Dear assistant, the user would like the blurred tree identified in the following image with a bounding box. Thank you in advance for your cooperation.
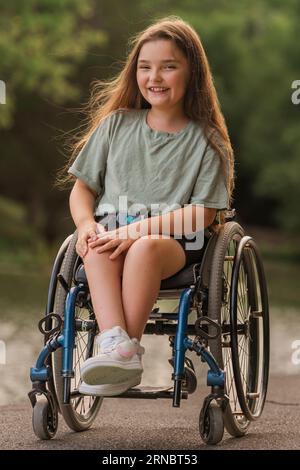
[0,0,107,127]
[0,0,155,242]
[174,0,300,230]
[0,0,107,240]
[0,0,299,248]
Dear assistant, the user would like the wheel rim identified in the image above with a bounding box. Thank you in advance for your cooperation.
[46,401,58,436]
[52,234,102,426]
[69,304,101,420]
[200,408,211,440]
[219,234,249,428]
[52,302,102,421]
[230,238,269,420]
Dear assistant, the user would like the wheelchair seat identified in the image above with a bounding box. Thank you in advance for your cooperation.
[75,261,201,290]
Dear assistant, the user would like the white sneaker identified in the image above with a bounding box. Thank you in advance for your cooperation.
[79,374,142,397]
[80,326,145,386]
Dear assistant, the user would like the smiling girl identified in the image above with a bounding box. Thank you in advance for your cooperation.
[64,16,234,396]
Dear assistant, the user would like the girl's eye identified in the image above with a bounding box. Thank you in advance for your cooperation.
[138,65,176,70]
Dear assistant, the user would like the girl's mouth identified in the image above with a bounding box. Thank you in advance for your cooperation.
[148,87,169,94]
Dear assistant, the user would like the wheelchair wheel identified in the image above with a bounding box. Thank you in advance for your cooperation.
[230,236,269,421]
[52,232,103,431]
[44,235,73,415]
[199,403,224,445]
[32,397,58,440]
[208,222,269,436]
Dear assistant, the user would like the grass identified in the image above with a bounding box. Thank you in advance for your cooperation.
[263,259,300,309]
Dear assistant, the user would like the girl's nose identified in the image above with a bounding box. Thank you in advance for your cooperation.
[149,68,162,82]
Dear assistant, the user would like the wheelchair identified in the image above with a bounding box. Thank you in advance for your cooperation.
[29,210,270,445]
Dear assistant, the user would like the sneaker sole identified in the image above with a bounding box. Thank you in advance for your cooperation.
[79,375,141,396]
[81,358,143,385]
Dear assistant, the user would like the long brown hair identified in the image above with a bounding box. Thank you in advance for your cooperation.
[58,16,235,207]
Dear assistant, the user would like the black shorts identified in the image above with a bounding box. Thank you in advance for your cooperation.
[173,235,207,267]
[95,213,206,268]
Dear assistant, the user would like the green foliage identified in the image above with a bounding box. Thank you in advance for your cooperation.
[0,196,32,246]
[0,0,107,127]
[175,0,300,230]
[0,0,299,244]
[0,195,38,270]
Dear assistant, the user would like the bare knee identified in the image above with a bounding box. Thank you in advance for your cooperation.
[84,247,125,274]
[124,236,186,279]
[126,236,162,260]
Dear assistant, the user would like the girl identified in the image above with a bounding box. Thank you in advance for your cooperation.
[64,16,234,396]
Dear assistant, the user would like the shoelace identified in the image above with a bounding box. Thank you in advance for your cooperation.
[96,334,145,356]
[96,335,124,354]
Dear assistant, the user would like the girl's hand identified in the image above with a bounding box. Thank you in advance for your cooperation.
[88,224,139,260]
[76,221,106,258]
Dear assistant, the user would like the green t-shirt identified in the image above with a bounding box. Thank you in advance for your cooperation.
[68,109,228,217]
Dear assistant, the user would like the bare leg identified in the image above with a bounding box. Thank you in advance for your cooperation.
[122,236,186,339]
[83,248,127,332]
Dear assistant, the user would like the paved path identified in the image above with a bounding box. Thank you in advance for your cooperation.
[0,376,299,450]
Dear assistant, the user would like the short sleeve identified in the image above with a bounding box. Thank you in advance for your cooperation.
[68,119,110,195]
[189,144,229,210]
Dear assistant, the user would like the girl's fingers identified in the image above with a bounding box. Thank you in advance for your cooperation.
[76,238,89,257]
[97,230,120,239]
[96,239,119,253]
[87,230,97,242]
[89,236,111,248]
[109,245,123,260]
[76,247,85,258]
[109,240,134,259]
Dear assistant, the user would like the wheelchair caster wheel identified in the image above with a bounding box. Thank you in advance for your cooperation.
[183,366,197,394]
[32,397,58,440]
[199,403,224,445]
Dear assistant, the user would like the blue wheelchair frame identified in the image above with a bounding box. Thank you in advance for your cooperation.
[30,281,226,404]
[29,208,270,445]
[29,217,227,414]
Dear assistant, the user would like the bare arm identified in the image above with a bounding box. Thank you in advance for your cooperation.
[88,204,217,259]
[69,178,97,228]
[69,179,104,257]
[132,204,216,237]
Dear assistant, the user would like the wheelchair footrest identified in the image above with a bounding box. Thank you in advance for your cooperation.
[73,386,188,400]
[118,385,188,399]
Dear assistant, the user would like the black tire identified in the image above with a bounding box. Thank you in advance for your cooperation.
[45,235,73,415]
[32,397,58,440]
[208,222,251,436]
[183,366,197,394]
[230,237,269,420]
[52,232,102,432]
[199,403,224,445]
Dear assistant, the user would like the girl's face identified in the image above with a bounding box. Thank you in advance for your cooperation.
[136,39,190,113]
